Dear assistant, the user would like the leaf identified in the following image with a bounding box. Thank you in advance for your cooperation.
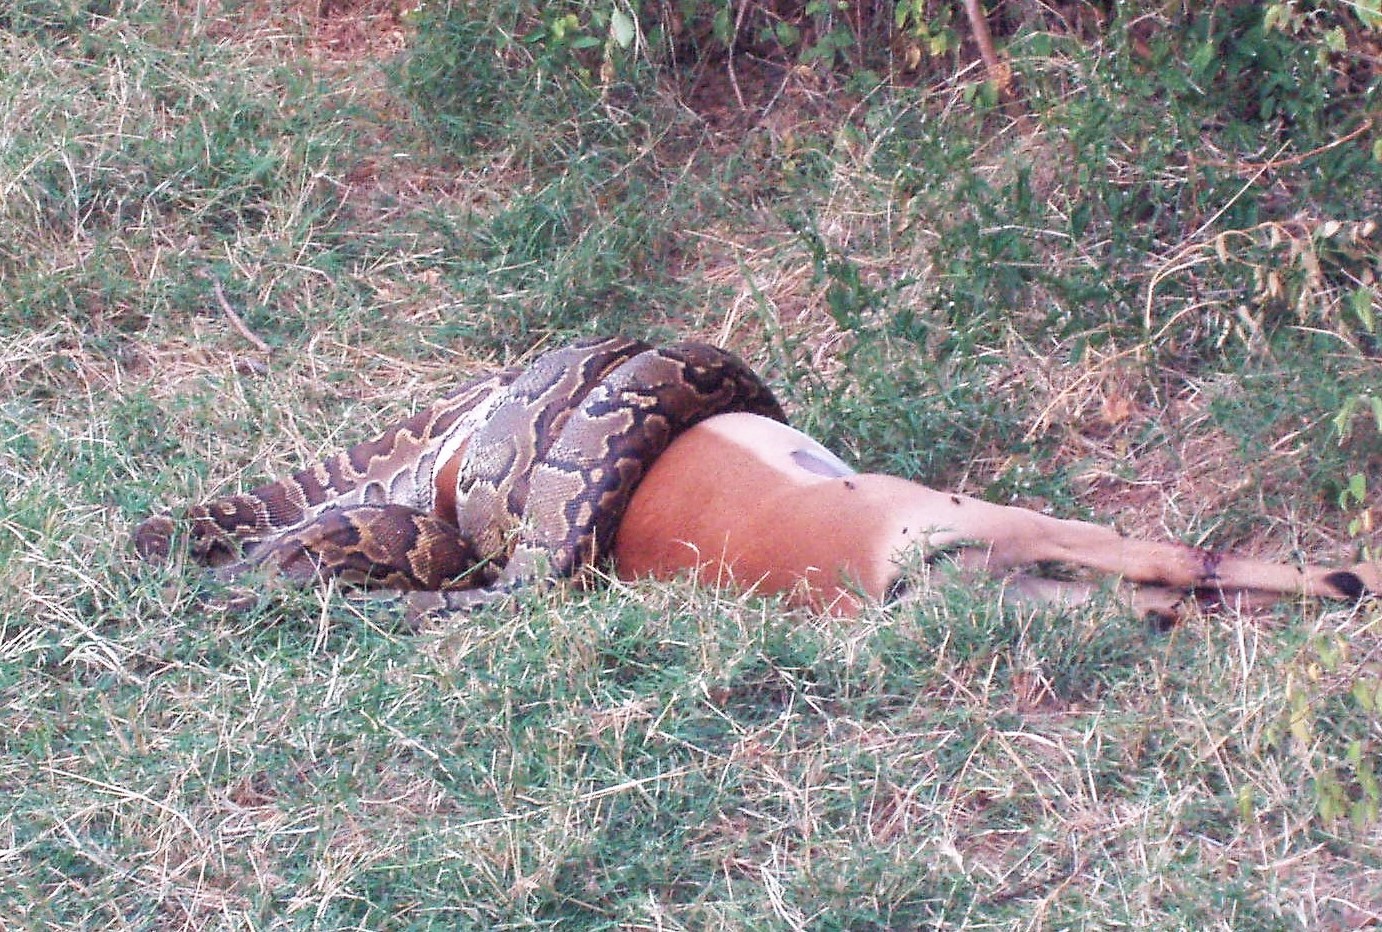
[896,0,913,31]
[712,6,732,45]
[610,9,635,49]
[1189,40,1217,79]
[1287,678,1314,750]
[1356,0,1382,30]
[1333,395,1359,440]
[1317,772,1348,824]
[1352,678,1380,713]
[1263,3,1286,33]
[1236,785,1255,822]
[1352,287,1376,334]
[1071,202,1090,238]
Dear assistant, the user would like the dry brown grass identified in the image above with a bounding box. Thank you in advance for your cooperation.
[3,0,1381,927]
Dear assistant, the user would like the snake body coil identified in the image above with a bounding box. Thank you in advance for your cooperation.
[134,337,785,613]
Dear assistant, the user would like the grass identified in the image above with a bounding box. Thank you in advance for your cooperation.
[3,0,1381,927]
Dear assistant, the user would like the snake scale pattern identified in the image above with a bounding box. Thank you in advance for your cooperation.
[134,336,785,613]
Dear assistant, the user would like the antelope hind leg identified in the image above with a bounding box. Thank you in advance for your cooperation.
[924,493,1378,602]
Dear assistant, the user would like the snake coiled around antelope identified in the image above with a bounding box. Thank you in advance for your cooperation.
[134,336,785,614]
[136,335,1377,621]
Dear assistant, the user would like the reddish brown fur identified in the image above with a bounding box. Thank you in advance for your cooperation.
[614,414,1379,617]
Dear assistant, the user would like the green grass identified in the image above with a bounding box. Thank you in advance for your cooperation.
[3,0,1381,927]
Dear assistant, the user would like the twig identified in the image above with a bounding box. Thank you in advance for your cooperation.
[961,0,1006,89]
[962,0,1029,128]
[1194,118,1375,174]
[962,0,1010,98]
[1143,147,1282,332]
[211,278,271,355]
[726,0,749,110]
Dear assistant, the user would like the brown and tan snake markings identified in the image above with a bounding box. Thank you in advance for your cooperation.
[134,336,785,616]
